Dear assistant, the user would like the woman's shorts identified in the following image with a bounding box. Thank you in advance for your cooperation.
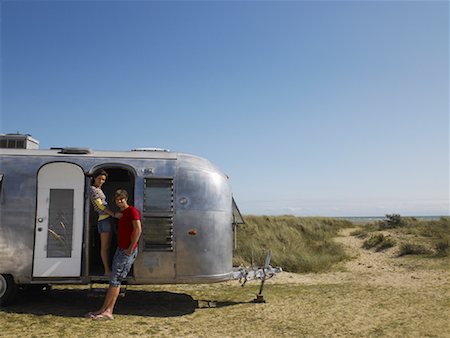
[97,217,113,233]
[109,248,138,287]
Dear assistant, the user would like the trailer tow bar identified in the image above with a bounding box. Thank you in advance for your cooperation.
[254,251,272,303]
[233,250,282,303]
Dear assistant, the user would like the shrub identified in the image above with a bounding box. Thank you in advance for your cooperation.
[362,234,396,251]
[379,214,406,229]
[362,234,384,249]
[434,242,449,257]
[398,243,432,256]
[350,229,369,239]
[375,237,396,252]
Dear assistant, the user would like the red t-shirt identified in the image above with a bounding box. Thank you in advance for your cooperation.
[118,206,140,250]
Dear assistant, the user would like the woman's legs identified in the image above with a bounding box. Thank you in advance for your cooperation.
[100,232,112,275]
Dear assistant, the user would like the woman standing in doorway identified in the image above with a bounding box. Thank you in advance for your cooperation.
[89,170,116,276]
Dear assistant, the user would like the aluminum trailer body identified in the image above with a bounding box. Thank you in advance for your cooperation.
[0,146,239,304]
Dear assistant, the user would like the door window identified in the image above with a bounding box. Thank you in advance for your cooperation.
[47,189,74,257]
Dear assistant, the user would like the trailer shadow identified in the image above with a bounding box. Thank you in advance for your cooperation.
[3,289,248,318]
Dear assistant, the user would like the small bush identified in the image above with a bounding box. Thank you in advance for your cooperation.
[379,214,406,229]
[363,234,385,249]
[398,243,432,256]
[362,234,396,251]
[434,242,449,257]
[350,229,369,239]
[375,237,396,252]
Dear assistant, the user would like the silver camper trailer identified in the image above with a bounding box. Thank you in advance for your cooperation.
[0,135,253,306]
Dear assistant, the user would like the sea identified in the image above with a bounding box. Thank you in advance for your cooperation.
[340,216,447,224]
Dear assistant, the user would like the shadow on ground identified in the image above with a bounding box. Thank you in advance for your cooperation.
[2,289,248,318]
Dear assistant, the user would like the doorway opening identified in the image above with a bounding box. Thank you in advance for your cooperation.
[88,166,135,277]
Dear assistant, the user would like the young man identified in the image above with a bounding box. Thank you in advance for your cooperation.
[86,189,142,320]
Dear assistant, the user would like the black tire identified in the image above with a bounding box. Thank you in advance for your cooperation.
[0,274,17,307]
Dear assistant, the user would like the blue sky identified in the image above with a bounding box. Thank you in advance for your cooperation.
[1,0,449,217]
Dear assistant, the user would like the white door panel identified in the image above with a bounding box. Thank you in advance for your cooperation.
[33,162,85,277]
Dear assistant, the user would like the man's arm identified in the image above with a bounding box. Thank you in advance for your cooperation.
[126,219,142,255]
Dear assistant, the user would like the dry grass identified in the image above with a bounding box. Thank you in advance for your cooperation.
[1,223,449,338]
[0,276,448,338]
[234,216,353,272]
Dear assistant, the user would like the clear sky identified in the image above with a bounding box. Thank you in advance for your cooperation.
[1,0,449,217]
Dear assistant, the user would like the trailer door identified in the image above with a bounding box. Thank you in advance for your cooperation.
[33,162,85,277]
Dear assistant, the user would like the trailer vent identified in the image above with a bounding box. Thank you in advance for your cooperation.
[142,178,174,251]
[58,147,92,154]
[142,217,174,252]
[132,147,170,152]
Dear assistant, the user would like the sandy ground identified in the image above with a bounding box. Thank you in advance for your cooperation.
[255,228,450,337]
[266,228,449,290]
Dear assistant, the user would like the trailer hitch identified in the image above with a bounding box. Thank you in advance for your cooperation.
[232,250,282,303]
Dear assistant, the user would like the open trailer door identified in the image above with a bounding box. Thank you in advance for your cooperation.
[232,197,245,251]
[33,162,85,277]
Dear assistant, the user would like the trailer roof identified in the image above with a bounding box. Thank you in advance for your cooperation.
[0,147,178,159]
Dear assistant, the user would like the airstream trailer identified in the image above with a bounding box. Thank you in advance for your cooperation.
[0,138,250,306]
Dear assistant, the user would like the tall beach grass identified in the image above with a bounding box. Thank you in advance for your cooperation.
[233,215,353,273]
[233,215,450,272]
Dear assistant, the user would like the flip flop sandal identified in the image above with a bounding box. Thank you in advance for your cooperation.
[92,314,114,320]
[84,312,97,318]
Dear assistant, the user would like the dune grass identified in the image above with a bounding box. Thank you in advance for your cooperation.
[233,215,353,273]
[362,234,397,252]
[362,215,450,257]
[233,215,450,272]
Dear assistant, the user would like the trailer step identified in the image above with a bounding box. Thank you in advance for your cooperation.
[89,275,112,283]
[87,286,127,298]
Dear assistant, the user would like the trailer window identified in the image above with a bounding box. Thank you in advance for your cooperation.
[47,189,74,257]
[143,178,173,213]
[142,178,174,251]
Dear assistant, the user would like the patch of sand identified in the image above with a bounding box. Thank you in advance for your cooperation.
[267,228,449,290]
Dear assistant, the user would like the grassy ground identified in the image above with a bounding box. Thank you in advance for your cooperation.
[1,216,449,337]
[1,274,448,338]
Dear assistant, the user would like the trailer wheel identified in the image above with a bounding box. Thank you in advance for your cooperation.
[0,274,17,307]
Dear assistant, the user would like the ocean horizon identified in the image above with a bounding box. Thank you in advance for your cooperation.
[340,215,448,223]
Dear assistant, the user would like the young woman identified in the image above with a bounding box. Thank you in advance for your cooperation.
[89,170,117,276]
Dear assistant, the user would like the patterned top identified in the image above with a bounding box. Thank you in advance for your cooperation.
[89,186,110,221]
